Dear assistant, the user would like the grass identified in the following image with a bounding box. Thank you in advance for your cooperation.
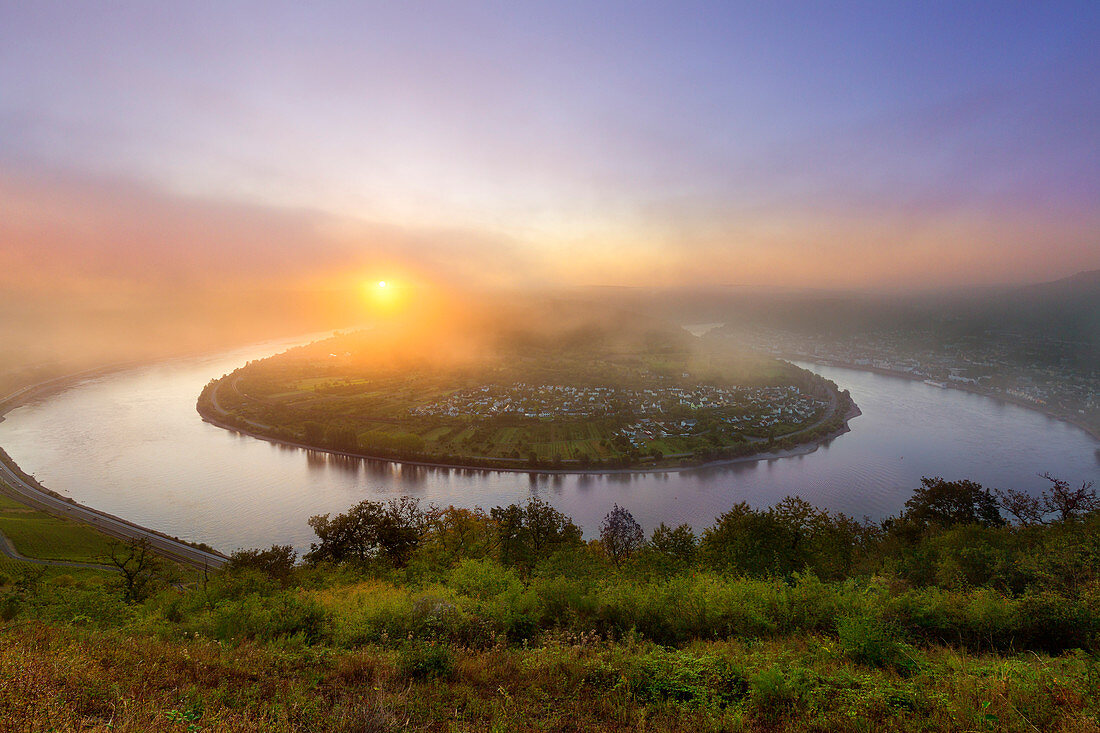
[491,427,519,445]
[0,486,117,564]
[3,469,1098,730]
[1,497,1098,730]
[0,510,117,563]
[421,426,452,442]
[0,623,1096,732]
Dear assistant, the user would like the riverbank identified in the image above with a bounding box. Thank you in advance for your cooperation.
[0,361,148,421]
[198,386,863,477]
[0,375,229,568]
[785,355,1100,443]
[0,329,339,421]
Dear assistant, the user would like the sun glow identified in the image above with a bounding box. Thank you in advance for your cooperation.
[361,276,409,317]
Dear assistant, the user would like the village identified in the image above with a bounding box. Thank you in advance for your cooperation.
[410,382,828,443]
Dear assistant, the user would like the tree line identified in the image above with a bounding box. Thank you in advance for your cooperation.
[233,474,1098,590]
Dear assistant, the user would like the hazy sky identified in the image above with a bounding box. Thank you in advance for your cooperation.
[2,1,1098,294]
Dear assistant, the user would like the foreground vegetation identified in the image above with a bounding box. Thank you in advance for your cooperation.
[4,622,1097,732]
[1,475,1098,731]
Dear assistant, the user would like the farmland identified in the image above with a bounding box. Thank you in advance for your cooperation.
[198,319,854,470]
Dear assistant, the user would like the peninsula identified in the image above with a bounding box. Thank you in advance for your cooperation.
[197,312,856,471]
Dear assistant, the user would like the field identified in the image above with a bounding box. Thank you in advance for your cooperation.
[199,326,852,469]
[0,491,118,565]
[0,484,131,587]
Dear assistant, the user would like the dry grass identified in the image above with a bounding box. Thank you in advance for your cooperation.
[1,623,1097,733]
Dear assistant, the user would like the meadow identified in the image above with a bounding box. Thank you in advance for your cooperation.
[0,492,118,564]
[0,487,118,582]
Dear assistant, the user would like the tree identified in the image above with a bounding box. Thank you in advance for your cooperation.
[303,421,326,444]
[696,495,868,578]
[649,522,697,564]
[1039,473,1098,521]
[106,537,160,603]
[600,504,645,566]
[227,544,298,585]
[993,488,1045,526]
[524,496,582,555]
[326,425,359,452]
[902,477,1004,529]
[418,506,496,565]
[490,496,581,569]
[306,497,425,567]
[700,501,790,577]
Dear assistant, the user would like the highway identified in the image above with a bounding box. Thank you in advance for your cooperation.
[0,374,227,570]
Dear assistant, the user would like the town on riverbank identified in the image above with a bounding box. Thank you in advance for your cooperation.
[718,324,1100,442]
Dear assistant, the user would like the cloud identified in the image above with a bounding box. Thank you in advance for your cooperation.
[0,165,538,296]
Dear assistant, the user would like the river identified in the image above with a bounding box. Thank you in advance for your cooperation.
[0,335,1096,553]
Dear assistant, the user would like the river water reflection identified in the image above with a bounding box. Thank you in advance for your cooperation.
[0,336,1096,552]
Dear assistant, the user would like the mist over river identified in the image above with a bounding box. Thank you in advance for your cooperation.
[0,336,1096,553]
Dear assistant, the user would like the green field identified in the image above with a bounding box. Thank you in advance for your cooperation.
[0,498,116,564]
[199,325,851,469]
[0,511,115,562]
[0,486,121,581]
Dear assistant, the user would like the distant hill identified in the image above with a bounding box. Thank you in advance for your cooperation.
[591,271,1100,367]
[987,269,1100,345]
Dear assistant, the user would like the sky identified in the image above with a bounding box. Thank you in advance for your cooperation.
[1,0,1098,300]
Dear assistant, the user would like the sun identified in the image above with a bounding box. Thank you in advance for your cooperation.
[362,277,406,315]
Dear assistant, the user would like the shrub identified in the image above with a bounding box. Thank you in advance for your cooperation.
[749,666,805,723]
[199,591,329,644]
[226,544,298,585]
[619,648,747,708]
[836,612,915,671]
[449,558,522,600]
[397,640,454,680]
[26,584,136,628]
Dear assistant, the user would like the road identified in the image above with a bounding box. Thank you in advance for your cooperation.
[0,459,226,570]
[0,376,227,570]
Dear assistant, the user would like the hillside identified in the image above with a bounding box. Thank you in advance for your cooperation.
[597,270,1100,365]
[1,476,1099,731]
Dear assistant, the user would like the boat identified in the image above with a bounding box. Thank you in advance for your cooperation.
[922,379,947,388]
